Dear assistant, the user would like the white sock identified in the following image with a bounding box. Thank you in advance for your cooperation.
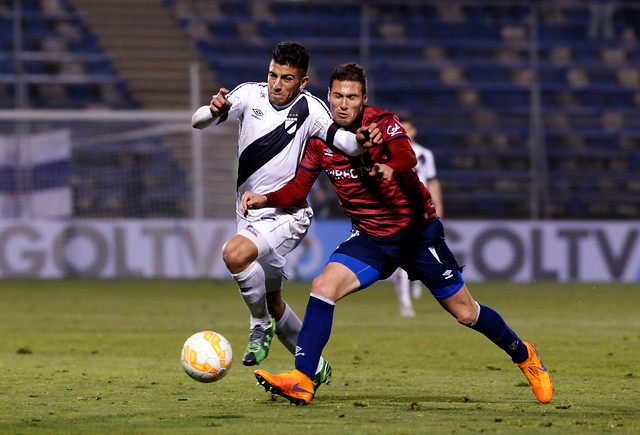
[232,262,270,329]
[410,280,422,299]
[275,302,302,354]
[394,268,412,309]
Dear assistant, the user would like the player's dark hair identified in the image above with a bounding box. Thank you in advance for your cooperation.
[329,63,367,95]
[272,41,309,76]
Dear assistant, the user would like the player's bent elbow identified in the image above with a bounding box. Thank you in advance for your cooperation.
[191,118,206,129]
[191,106,214,129]
[192,117,209,129]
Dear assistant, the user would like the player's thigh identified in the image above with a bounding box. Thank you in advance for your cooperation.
[238,208,312,263]
[274,208,313,257]
[404,220,464,300]
[332,231,395,291]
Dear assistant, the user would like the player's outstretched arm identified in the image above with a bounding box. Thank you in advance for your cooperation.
[330,123,381,156]
[241,191,268,216]
[192,88,232,129]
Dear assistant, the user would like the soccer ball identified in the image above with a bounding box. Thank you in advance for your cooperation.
[181,331,233,383]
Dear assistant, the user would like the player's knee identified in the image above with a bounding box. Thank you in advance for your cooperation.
[445,301,478,326]
[310,273,339,302]
[222,239,252,273]
[456,313,475,326]
[454,305,478,326]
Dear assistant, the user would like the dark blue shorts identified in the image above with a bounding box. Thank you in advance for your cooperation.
[329,218,464,300]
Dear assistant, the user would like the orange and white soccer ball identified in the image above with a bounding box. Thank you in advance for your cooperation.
[181,331,233,383]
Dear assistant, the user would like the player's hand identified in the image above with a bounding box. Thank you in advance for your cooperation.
[356,123,382,149]
[209,88,232,118]
[369,163,394,180]
[241,191,268,216]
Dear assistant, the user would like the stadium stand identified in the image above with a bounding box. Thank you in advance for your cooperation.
[169,0,640,220]
[67,0,215,109]
[4,0,640,219]
[1,0,135,109]
[2,0,208,218]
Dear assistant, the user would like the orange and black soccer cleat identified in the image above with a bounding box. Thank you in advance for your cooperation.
[255,369,314,406]
[516,341,553,403]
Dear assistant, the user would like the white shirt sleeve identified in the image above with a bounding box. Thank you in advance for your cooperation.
[191,105,214,129]
[332,128,365,156]
[308,97,365,156]
[191,84,248,129]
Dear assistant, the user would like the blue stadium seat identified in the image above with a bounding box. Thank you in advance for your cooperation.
[3,2,135,109]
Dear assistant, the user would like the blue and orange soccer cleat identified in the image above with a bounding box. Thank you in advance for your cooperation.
[255,369,315,406]
[516,341,553,403]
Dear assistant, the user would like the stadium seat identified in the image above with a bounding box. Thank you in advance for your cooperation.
[141,1,640,219]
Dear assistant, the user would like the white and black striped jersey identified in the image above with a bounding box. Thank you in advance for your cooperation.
[192,82,363,220]
[412,141,437,186]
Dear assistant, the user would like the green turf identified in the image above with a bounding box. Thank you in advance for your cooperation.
[1,279,638,434]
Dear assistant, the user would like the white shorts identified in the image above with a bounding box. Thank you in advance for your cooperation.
[237,207,313,278]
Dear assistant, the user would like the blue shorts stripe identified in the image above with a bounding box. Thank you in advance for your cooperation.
[430,271,465,300]
[328,253,380,289]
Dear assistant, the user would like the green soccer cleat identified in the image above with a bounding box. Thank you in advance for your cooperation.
[242,318,276,366]
[313,357,332,393]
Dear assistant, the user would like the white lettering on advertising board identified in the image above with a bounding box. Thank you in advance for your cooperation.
[0,219,638,282]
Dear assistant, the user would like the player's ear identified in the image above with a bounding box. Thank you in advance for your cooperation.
[363,92,368,104]
[299,75,309,90]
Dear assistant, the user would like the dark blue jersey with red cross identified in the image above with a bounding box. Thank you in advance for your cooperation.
[265,105,436,237]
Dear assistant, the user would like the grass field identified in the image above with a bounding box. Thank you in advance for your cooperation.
[1,279,638,434]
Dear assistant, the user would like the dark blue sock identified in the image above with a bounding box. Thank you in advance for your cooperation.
[295,294,335,380]
[469,304,528,364]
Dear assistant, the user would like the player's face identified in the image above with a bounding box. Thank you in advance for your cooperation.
[267,61,308,106]
[328,80,367,129]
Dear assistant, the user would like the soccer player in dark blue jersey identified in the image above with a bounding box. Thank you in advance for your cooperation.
[242,63,553,406]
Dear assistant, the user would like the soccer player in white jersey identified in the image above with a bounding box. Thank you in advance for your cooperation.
[191,42,380,390]
[393,114,444,317]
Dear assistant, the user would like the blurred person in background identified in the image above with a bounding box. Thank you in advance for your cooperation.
[393,113,444,317]
[588,0,617,40]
